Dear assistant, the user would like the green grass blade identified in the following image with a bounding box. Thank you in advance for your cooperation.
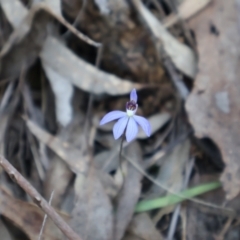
[135,181,221,212]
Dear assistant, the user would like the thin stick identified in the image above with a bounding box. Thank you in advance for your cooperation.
[123,154,233,212]
[38,190,54,240]
[0,155,82,240]
[62,0,87,39]
[29,3,101,48]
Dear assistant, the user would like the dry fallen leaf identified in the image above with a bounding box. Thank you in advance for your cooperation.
[43,59,74,127]
[0,186,66,240]
[41,36,141,95]
[147,139,190,198]
[44,155,73,208]
[0,0,28,28]
[1,0,141,95]
[186,0,240,200]
[132,0,197,78]
[94,143,120,173]
[70,169,113,240]
[26,118,85,172]
[164,0,211,28]
[43,115,84,207]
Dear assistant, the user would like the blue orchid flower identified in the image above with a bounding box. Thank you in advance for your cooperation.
[100,89,151,142]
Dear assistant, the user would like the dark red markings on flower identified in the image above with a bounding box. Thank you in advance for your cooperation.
[126,100,137,111]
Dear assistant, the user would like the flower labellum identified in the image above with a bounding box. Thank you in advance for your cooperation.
[99,89,151,142]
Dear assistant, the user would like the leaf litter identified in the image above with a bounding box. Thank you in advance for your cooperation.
[186,0,240,200]
[0,0,239,240]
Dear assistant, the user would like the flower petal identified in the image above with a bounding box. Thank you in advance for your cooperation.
[126,117,138,142]
[113,116,129,139]
[130,89,138,102]
[100,111,126,125]
[133,115,151,137]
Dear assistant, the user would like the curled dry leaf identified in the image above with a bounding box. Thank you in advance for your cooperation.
[114,142,143,240]
[132,0,197,78]
[0,186,66,240]
[186,0,240,200]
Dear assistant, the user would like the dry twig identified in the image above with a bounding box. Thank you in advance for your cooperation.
[0,155,82,240]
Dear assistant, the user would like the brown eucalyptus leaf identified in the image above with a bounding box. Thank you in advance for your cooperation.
[0,186,66,240]
[26,118,87,173]
[26,120,115,204]
[185,0,240,200]
[114,142,143,240]
[41,36,141,95]
[132,0,197,78]
[44,156,73,208]
[1,0,138,95]
[43,114,84,207]
[70,169,113,240]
